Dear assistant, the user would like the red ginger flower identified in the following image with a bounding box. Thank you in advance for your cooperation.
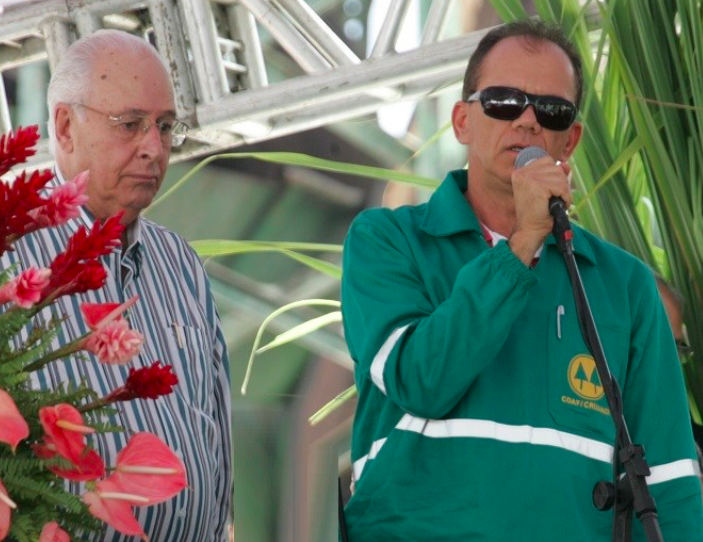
[0,125,39,176]
[108,362,178,402]
[83,321,143,365]
[12,267,51,308]
[43,213,124,302]
[39,521,71,542]
[0,169,54,256]
[28,171,89,228]
[0,267,52,309]
[79,296,144,365]
[67,260,107,295]
[0,388,29,452]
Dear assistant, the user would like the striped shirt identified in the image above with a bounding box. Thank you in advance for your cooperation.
[2,174,232,542]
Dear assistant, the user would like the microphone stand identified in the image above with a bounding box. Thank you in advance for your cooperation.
[339,477,349,542]
[549,199,664,542]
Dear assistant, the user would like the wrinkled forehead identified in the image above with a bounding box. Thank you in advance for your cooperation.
[87,46,175,114]
[477,37,578,102]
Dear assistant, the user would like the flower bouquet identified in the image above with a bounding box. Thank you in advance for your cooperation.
[0,126,186,541]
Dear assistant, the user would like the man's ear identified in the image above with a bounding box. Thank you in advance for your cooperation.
[451,101,473,145]
[560,120,583,160]
[54,104,75,153]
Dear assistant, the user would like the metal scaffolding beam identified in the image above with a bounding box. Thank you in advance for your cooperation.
[0,0,484,171]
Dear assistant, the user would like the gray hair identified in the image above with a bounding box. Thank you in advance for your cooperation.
[46,29,170,155]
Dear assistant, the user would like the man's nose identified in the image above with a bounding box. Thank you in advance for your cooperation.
[513,104,541,132]
[137,123,167,158]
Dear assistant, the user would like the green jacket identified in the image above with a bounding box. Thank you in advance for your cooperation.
[341,170,703,541]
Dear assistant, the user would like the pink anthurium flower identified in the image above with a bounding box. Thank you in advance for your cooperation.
[110,433,187,505]
[83,479,148,540]
[0,478,16,541]
[39,404,94,465]
[38,521,71,542]
[0,388,29,452]
[34,439,105,482]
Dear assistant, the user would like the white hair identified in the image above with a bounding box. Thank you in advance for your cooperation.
[46,29,171,155]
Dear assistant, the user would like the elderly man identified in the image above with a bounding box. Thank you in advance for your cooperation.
[5,30,232,541]
[341,20,703,541]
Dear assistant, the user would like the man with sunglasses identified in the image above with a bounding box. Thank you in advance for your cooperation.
[341,20,703,541]
[3,30,232,541]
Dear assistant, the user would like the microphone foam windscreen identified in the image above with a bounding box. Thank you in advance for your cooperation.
[515,146,548,169]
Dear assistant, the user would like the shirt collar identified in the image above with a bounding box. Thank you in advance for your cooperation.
[420,168,596,265]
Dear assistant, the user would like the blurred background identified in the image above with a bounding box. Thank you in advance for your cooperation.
[4,0,703,541]
[1,1,507,540]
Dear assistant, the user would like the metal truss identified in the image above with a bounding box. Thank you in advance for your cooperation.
[0,0,487,169]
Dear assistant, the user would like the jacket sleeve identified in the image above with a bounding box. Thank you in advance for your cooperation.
[623,267,703,541]
[341,210,539,419]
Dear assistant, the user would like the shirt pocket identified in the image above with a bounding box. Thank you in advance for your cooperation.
[159,323,213,412]
[546,306,628,441]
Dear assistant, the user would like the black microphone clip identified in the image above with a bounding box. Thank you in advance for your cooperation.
[549,196,573,255]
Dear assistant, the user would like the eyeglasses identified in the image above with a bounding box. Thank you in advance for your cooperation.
[72,103,188,147]
[466,86,578,131]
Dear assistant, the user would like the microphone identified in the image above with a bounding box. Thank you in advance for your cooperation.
[514,146,568,218]
[514,146,573,251]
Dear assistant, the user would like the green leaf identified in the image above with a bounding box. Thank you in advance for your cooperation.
[241,300,341,395]
[149,152,440,211]
[189,240,342,278]
[189,240,342,257]
[401,121,452,168]
[257,312,342,355]
[279,250,342,279]
[573,134,644,216]
[309,385,358,426]
[487,0,529,21]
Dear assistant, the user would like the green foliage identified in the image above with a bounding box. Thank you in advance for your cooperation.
[149,151,440,213]
[190,240,342,278]
[240,299,341,395]
[485,0,703,422]
[155,0,703,426]
[0,313,108,538]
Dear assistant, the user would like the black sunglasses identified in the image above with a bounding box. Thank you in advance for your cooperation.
[466,86,578,131]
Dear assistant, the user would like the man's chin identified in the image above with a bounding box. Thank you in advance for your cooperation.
[118,197,155,221]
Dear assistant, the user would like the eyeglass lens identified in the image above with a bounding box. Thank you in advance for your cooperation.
[479,87,576,131]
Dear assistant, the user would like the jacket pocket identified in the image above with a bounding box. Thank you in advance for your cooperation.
[546,305,628,440]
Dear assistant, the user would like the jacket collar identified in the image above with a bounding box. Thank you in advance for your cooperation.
[420,169,482,237]
[420,169,596,265]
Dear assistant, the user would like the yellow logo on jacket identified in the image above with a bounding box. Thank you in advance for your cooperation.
[567,355,604,400]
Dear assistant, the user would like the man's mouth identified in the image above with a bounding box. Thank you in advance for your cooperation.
[126,175,158,183]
